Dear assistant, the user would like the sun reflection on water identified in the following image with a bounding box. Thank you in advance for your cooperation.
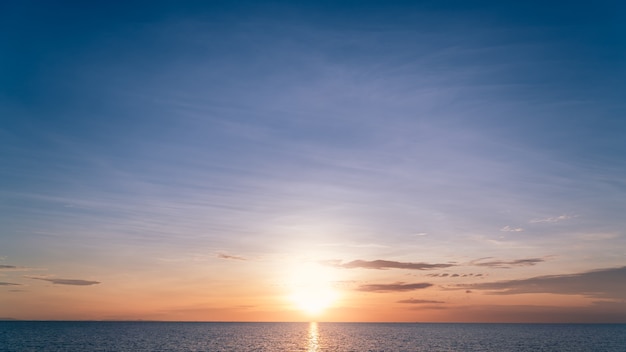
[308,322,320,352]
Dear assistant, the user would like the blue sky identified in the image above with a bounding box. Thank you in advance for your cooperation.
[1,1,625,321]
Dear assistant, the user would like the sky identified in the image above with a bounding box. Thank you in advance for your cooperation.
[1,0,625,322]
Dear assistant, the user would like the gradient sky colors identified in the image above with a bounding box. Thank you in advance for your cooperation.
[1,1,625,322]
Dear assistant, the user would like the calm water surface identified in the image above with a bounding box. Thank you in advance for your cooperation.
[1,321,625,351]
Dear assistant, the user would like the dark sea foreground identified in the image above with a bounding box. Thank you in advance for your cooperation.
[1,321,625,352]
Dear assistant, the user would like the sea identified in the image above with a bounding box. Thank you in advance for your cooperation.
[1,321,625,351]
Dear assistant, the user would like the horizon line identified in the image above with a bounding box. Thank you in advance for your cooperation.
[2,319,624,324]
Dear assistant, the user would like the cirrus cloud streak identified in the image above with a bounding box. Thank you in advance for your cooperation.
[322,259,455,270]
[357,282,433,292]
[27,277,101,286]
[397,298,445,304]
[470,257,547,269]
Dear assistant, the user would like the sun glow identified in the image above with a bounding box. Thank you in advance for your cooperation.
[290,285,337,315]
[287,262,339,316]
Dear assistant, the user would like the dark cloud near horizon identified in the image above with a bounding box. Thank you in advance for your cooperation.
[0,265,17,269]
[28,277,100,286]
[322,259,455,270]
[457,266,626,299]
[427,273,481,277]
[0,282,21,286]
[217,253,246,261]
[470,257,546,269]
[397,298,445,304]
[357,282,432,292]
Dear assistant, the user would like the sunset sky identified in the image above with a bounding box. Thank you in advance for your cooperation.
[1,1,625,322]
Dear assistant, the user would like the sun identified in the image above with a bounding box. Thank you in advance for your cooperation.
[290,285,337,315]
[287,262,339,316]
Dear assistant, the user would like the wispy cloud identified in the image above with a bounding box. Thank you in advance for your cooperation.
[0,282,21,286]
[217,253,247,261]
[500,226,523,232]
[455,266,626,299]
[27,277,100,286]
[470,257,546,269]
[321,259,455,270]
[0,265,34,271]
[426,272,483,277]
[357,282,432,292]
[530,214,575,223]
[397,298,445,304]
[577,233,619,241]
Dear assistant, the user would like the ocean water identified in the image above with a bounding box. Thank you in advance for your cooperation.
[1,321,625,352]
